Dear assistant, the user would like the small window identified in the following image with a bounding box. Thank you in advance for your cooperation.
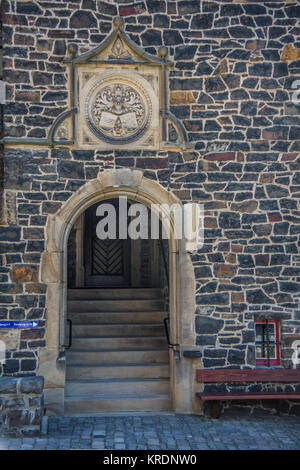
[255,320,280,366]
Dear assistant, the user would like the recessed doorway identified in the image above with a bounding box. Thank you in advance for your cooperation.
[65,197,171,414]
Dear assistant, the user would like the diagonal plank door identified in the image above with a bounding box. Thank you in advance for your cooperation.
[93,238,123,275]
[84,200,131,287]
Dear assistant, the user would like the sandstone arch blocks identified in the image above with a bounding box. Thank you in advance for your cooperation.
[40,169,198,416]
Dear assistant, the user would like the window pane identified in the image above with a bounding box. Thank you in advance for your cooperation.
[255,322,278,361]
[255,324,263,341]
[268,345,276,359]
[266,324,275,342]
[256,345,263,358]
[255,323,275,342]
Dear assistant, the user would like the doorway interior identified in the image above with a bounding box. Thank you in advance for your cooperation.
[65,197,171,414]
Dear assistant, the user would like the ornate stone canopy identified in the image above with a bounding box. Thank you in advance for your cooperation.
[0,16,192,150]
[50,17,191,150]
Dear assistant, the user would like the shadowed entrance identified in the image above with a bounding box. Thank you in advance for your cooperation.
[65,197,171,414]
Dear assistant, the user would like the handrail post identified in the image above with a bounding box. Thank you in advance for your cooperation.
[158,239,179,349]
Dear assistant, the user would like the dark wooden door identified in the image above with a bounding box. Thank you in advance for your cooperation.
[84,200,131,287]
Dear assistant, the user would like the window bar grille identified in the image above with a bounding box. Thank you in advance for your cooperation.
[255,320,281,367]
[266,319,270,368]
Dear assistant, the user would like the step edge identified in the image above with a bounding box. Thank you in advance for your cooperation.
[68,311,167,314]
[69,321,166,324]
[66,378,170,383]
[65,394,171,400]
[72,335,167,339]
[66,348,169,354]
[67,362,170,368]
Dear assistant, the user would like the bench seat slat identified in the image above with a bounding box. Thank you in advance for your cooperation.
[196,369,300,383]
[197,392,300,401]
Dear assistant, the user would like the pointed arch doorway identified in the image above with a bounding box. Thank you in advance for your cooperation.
[39,169,197,416]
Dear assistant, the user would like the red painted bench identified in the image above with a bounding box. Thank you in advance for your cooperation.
[196,369,300,418]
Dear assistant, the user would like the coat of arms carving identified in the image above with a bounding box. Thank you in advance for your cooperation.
[87,81,152,144]
[80,66,156,149]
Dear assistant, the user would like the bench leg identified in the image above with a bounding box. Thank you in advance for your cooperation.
[209,401,222,419]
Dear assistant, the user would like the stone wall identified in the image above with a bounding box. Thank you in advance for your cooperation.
[0,0,300,415]
[0,0,4,224]
[0,376,44,437]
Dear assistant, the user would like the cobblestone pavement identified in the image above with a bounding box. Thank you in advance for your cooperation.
[1,413,300,450]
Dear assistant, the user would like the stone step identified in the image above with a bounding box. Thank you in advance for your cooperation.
[66,349,169,365]
[68,288,163,301]
[68,311,167,324]
[66,363,170,380]
[65,287,170,414]
[67,299,165,313]
[71,336,168,350]
[72,323,165,337]
[65,378,170,397]
[64,394,172,414]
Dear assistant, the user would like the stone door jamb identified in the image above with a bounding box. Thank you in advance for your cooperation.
[39,169,198,415]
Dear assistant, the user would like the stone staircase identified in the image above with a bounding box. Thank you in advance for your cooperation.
[65,288,171,414]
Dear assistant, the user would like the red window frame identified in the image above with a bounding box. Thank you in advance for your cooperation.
[255,320,280,366]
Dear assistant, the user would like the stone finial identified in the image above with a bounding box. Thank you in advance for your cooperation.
[158,46,168,59]
[113,16,124,29]
[68,43,78,57]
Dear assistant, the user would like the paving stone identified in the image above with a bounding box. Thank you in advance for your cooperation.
[3,414,297,450]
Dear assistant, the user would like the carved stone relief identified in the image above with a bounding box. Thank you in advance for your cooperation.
[108,38,132,60]
[87,80,151,144]
[78,68,160,150]
[56,121,69,140]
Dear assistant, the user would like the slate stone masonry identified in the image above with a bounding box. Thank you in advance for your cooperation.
[0,375,44,437]
[1,1,300,416]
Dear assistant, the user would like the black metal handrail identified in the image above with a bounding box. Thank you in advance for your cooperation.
[158,239,179,349]
[163,315,179,349]
[163,316,171,346]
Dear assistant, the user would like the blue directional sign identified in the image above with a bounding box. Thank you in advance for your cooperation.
[0,321,39,329]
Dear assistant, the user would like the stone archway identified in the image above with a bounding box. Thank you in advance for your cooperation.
[38,169,198,416]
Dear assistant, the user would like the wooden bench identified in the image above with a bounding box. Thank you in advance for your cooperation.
[196,369,300,418]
